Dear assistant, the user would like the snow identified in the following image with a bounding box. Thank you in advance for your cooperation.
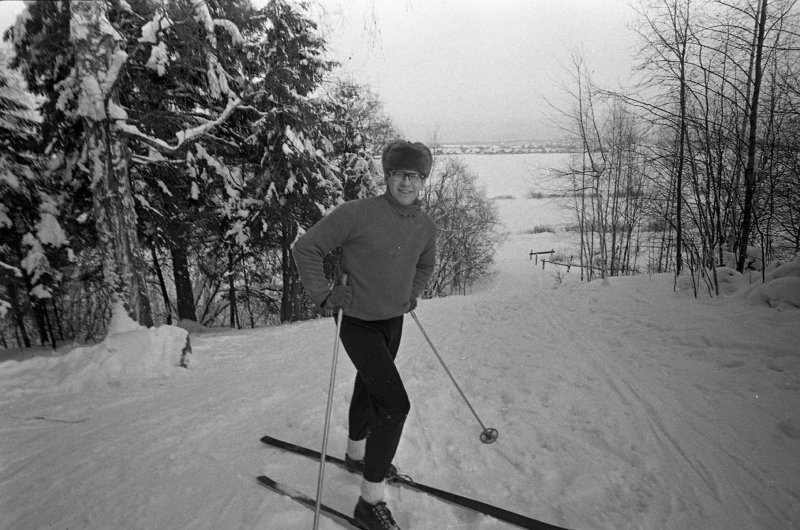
[0,162,20,189]
[107,99,129,121]
[145,41,170,76]
[103,49,129,95]
[36,210,69,248]
[740,259,800,311]
[66,3,128,122]
[0,202,12,227]
[138,11,173,44]
[1,304,188,397]
[193,0,217,47]
[174,96,241,144]
[75,75,107,121]
[205,52,230,98]
[215,18,245,46]
[19,233,48,285]
[189,180,200,200]
[1,154,799,530]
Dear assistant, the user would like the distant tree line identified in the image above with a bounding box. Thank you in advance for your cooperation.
[0,0,502,349]
[556,0,799,295]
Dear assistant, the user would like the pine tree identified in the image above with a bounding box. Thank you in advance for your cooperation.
[323,79,401,201]
[0,48,66,347]
[241,0,340,322]
[117,0,258,325]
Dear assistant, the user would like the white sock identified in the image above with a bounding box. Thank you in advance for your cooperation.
[347,437,366,461]
[360,478,385,504]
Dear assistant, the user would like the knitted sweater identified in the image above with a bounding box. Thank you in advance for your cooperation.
[293,194,437,321]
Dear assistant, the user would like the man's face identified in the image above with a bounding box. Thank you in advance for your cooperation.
[386,170,424,206]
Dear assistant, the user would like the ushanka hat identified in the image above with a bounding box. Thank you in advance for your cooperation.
[382,140,433,178]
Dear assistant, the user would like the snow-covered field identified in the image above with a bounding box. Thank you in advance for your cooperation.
[2,154,799,529]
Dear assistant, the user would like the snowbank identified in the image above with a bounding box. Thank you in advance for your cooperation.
[738,254,800,310]
[675,266,747,296]
[0,304,189,398]
[675,254,800,310]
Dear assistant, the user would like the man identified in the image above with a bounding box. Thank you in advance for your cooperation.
[293,140,437,530]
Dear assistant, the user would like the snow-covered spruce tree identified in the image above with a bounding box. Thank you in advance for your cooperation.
[198,75,402,326]
[239,0,340,323]
[115,0,257,326]
[10,0,154,328]
[0,55,62,348]
[9,0,253,332]
[323,79,401,201]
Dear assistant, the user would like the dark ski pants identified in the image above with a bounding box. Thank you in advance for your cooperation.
[339,314,409,483]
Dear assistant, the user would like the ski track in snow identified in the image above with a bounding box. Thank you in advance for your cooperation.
[2,203,800,527]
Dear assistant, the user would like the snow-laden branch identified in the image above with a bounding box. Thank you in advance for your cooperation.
[193,0,217,47]
[127,1,250,149]
[0,260,21,277]
[111,96,242,155]
[175,95,242,144]
[138,10,173,44]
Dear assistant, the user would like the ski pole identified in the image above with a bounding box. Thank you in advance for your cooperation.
[410,311,499,444]
[314,274,347,529]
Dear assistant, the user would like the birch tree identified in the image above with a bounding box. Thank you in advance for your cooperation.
[65,0,153,327]
[9,0,253,331]
[735,0,770,272]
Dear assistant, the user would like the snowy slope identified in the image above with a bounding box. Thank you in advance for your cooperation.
[2,191,799,529]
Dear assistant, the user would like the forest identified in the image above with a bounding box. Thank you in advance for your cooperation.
[1,0,798,349]
[557,0,800,295]
[0,0,501,349]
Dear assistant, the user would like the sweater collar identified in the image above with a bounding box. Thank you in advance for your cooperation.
[382,191,421,217]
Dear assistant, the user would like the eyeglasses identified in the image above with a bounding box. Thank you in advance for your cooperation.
[391,170,425,185]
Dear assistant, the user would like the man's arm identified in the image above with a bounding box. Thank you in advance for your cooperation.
[411,226,437,298]
[292,204,352,308]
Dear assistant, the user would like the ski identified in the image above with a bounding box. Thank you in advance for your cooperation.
[256,474,359,529]
[261,434,570,530]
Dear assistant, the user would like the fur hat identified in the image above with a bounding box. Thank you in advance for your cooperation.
[382,140,433,178]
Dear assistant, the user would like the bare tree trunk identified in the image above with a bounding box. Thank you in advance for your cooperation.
[42,302,56,349]
[675,56,687,277]
[578,167,587,281]
[51,298,64,342]
[151,244,173,325]
[6,281,30,348]
[280,219,298,322]
[570,53,606,280]
[170,239,197,322]
[737,0,769,273]
[228,248,239,329]
[241,249,256,328]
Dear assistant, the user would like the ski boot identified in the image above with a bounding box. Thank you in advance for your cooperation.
[353,497,401,530]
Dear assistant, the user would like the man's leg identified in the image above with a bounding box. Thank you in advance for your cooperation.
[346,374,370,461]
[348,373,372,444]
[340,315,408,482]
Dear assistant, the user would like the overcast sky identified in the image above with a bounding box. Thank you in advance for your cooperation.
[318,0,640,143]
[0,0,641,143]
